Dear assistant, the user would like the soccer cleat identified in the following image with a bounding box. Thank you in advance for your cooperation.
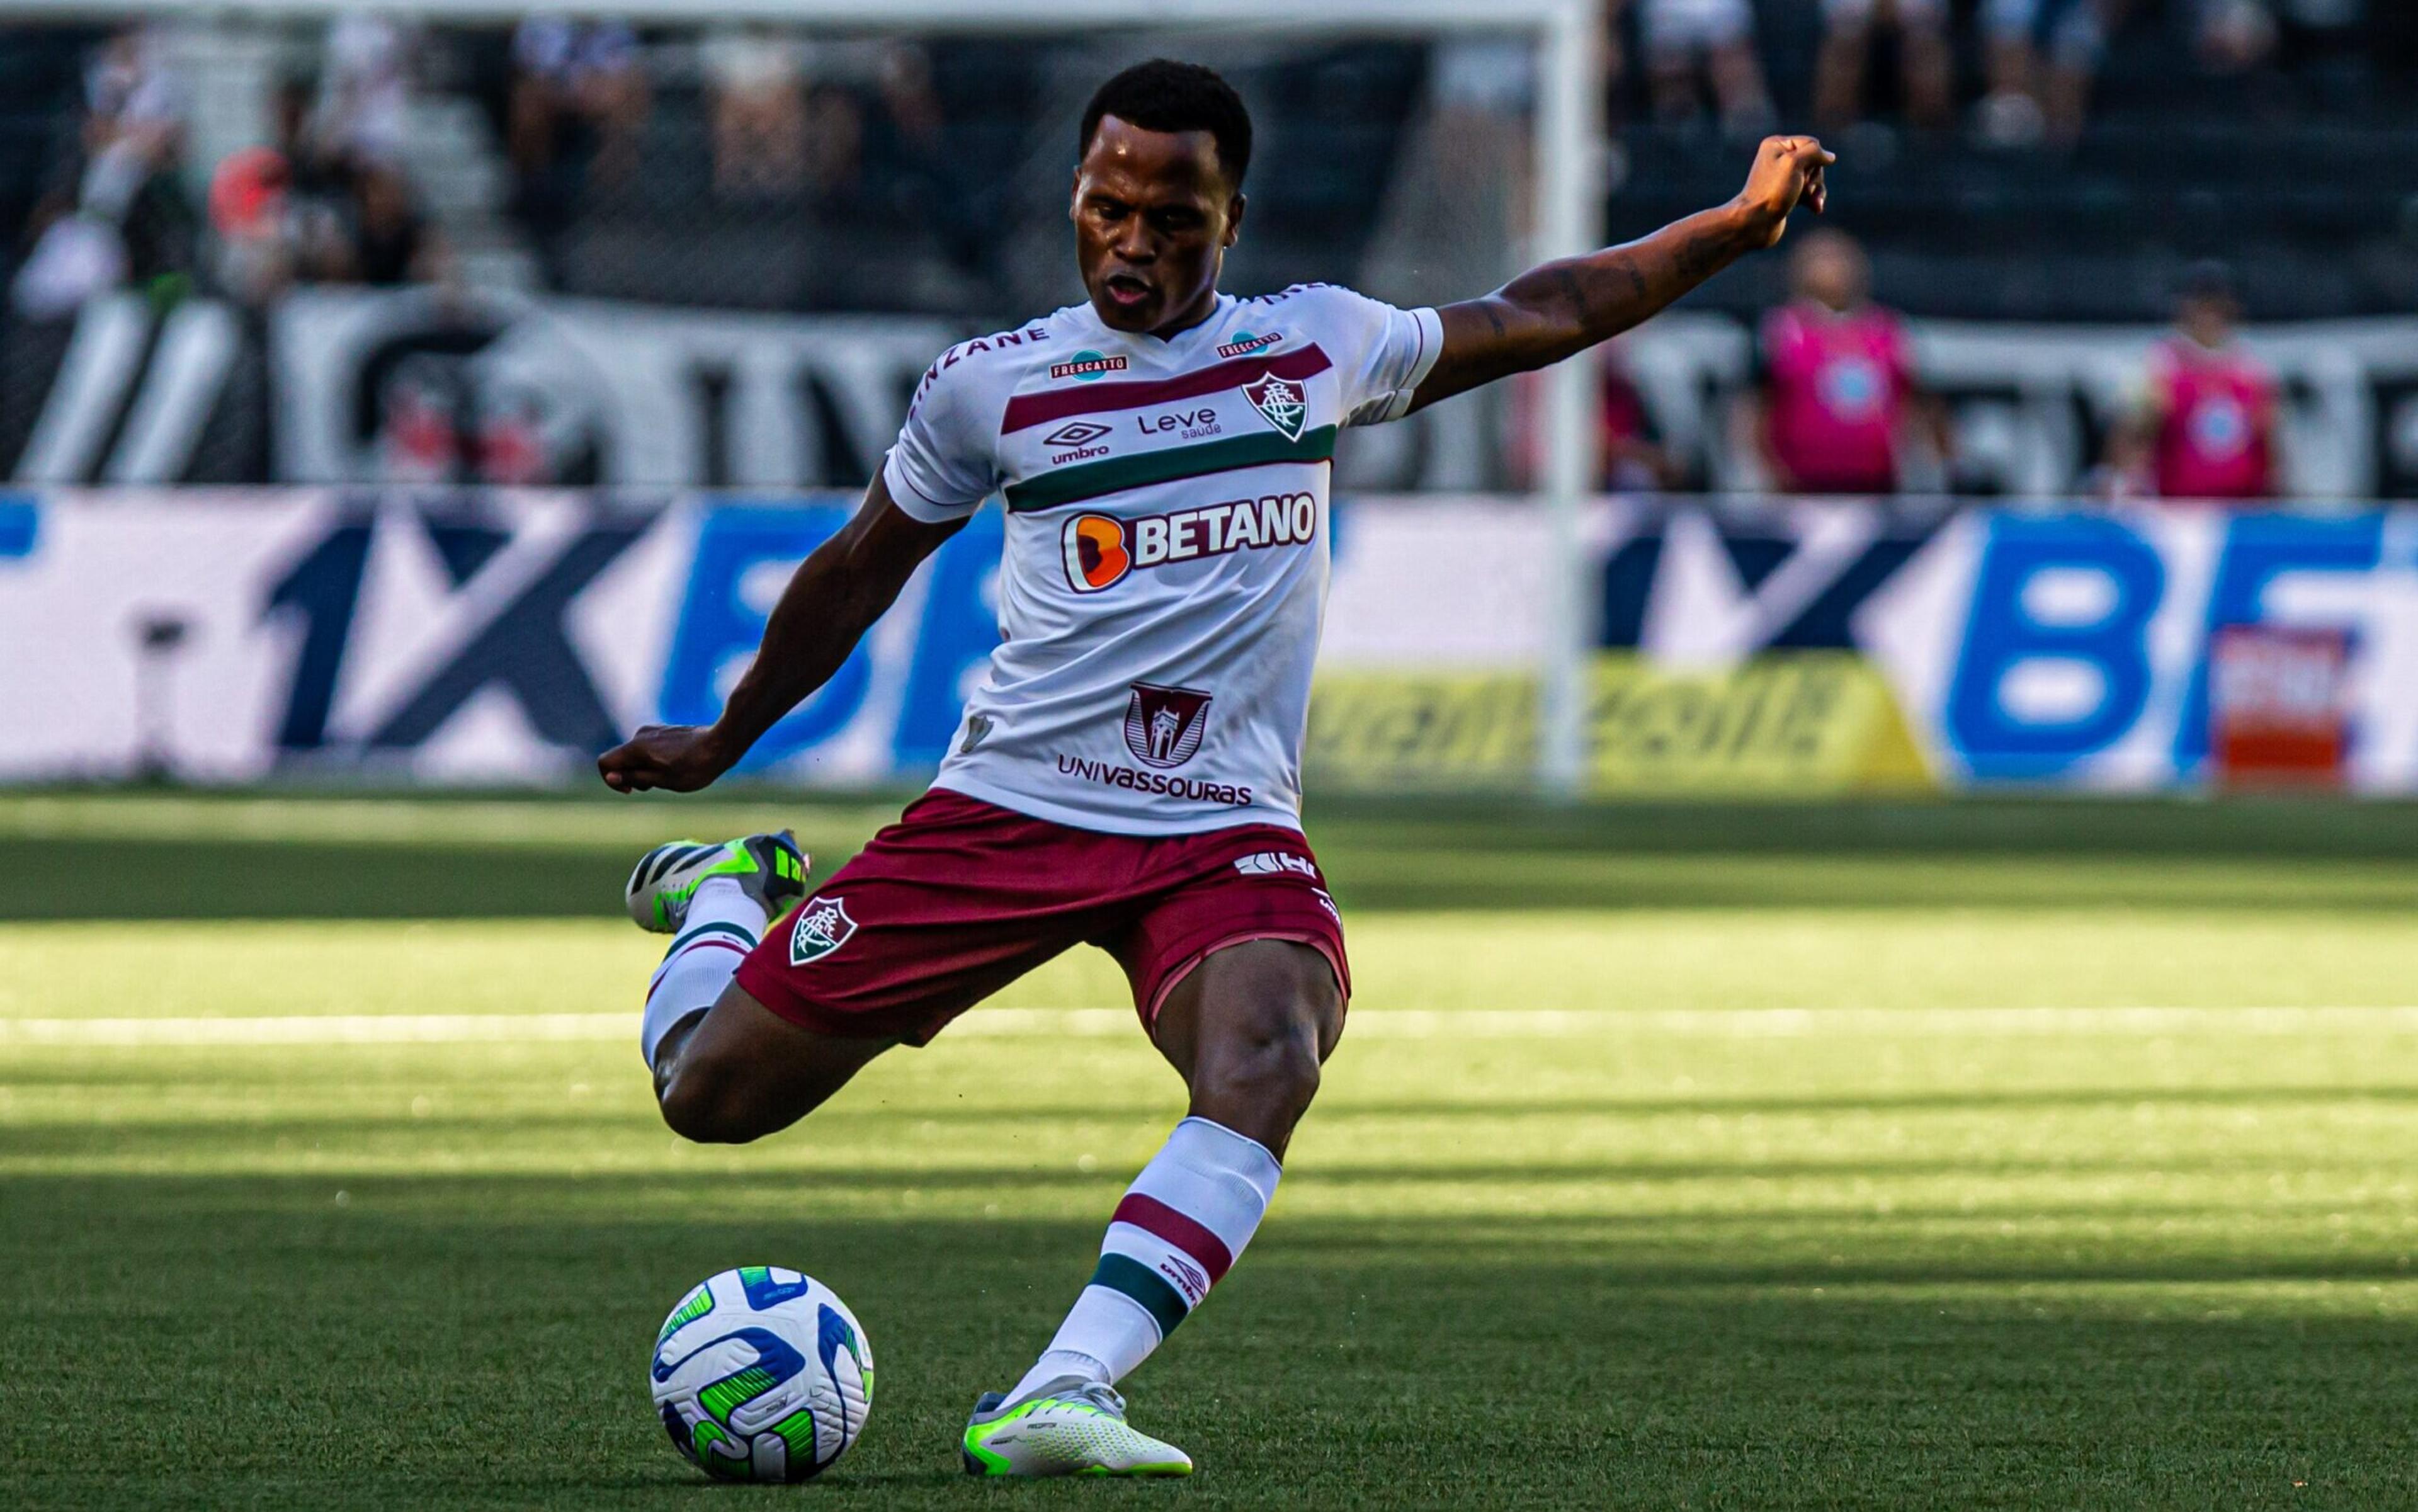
[625,831,809,933]
[960,1377,1193,1479]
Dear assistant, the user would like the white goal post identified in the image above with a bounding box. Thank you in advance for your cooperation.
[23,0,1608,799]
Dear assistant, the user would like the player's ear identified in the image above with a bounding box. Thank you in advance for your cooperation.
[1223,192,1246,249]
[1068,165,1082,224]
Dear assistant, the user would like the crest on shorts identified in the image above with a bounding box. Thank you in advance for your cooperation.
[788,895,858,966]
[1124,683,1212,770]
[1240,374,1307,441]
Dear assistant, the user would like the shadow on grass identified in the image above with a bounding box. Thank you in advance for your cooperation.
[8,1176,2418,1509]
[10,798,2418,919]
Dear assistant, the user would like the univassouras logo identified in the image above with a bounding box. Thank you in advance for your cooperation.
[1060,491,1317,593]
[1054,755,1249,807]
[1050,351,1128,381]
[1123,682,1212,768]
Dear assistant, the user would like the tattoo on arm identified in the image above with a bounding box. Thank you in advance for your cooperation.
[1416,202,1759,411]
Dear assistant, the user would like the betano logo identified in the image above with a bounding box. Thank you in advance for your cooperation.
[1060,492,1318,593]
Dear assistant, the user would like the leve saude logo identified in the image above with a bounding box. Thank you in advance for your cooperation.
[1241,373,1307,441]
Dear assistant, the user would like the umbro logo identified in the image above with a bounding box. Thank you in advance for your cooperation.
[1043,421,1113,448]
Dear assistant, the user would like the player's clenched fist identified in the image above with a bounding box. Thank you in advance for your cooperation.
[598,724,736,793]
[1734,135,1834,249]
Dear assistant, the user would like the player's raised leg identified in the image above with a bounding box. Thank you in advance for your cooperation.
[962,940,1342,1478]
[627,832,892,1143]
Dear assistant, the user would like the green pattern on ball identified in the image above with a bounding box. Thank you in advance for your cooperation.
[686,1420,749,1481]
[654,1284,713,1347]
[698,1366,778,1428]
[769,1407,818,1467]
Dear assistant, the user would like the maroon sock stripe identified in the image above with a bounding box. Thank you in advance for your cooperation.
[1000,346,1332,433]
[1111,1193,1234,1284]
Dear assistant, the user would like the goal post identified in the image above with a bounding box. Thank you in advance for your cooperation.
[34,0,1606,800]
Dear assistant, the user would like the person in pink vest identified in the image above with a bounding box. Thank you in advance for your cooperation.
[2112,262,2282,503]
[1740,228,1950,496]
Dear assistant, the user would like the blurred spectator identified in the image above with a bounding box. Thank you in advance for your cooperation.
[1629,0,1774,135]
[11,25,195,321]
[1813,0,1953,133]
[510,14,647,265]
[701,24,807,198]
[1737,229,1951,496]
[2108,263,2281,502]
[341,161,446,286]
[2196,0,2280,72]
[79,24,184,222]
[1977,0,2121,149]
[1507,339,1683,492]
[1599,342,1683,491]
[315,14,416,168]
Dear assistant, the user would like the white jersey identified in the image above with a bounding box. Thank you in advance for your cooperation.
[883,285,1442,836]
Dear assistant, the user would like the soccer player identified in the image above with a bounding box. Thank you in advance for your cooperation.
[601,60,1830,1478]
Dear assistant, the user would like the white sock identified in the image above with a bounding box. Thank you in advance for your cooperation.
[1007,1117,1281,1402]
[640,877,767,1069]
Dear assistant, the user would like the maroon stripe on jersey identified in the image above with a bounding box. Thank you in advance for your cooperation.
[1001,346,1332,433]
[1111,1193,1235,1283]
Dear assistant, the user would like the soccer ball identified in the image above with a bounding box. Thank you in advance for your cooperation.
[650,1266,875,1481]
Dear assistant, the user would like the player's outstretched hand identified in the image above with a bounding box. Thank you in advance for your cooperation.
[598,724,735,793]
[1734,135,1834,249]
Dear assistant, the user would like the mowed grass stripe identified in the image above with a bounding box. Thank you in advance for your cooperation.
[16,1004,2418,1046]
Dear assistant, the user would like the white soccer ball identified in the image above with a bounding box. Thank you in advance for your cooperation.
[650,1266,875,1482]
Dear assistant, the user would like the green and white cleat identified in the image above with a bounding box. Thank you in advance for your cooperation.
[623,831,808,933]
[960,1378,1193,1478]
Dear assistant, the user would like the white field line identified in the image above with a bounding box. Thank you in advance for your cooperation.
[6,1005,2418,1047]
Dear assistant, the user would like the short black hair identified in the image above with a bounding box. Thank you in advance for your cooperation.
[1078,59,1252,190]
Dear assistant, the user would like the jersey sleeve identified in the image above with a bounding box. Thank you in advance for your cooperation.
[882,351,999,523]
[1308,285,1445,428]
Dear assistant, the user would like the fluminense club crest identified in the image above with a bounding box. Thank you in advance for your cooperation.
[1240,374,1307,442]
[1123,683,1213,770]
[788,895,858,966]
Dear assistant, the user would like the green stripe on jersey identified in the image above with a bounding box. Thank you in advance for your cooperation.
[1004,425,1338,512]
[1089,1253,1189,1338]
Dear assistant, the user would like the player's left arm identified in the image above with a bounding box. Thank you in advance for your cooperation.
[1408,135,1833,413]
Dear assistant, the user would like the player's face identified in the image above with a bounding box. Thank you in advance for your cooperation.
[1071,116,1244,336]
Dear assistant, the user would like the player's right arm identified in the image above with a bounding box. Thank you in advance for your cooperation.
[597,474,963,793]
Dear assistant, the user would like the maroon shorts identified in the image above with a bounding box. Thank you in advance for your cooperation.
[733,788,1349,1046]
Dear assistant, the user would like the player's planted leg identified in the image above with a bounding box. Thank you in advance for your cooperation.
[963,940,1342,1478]
[627,832,892,1143]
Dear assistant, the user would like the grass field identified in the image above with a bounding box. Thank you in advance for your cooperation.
[6,794,2418,1509]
